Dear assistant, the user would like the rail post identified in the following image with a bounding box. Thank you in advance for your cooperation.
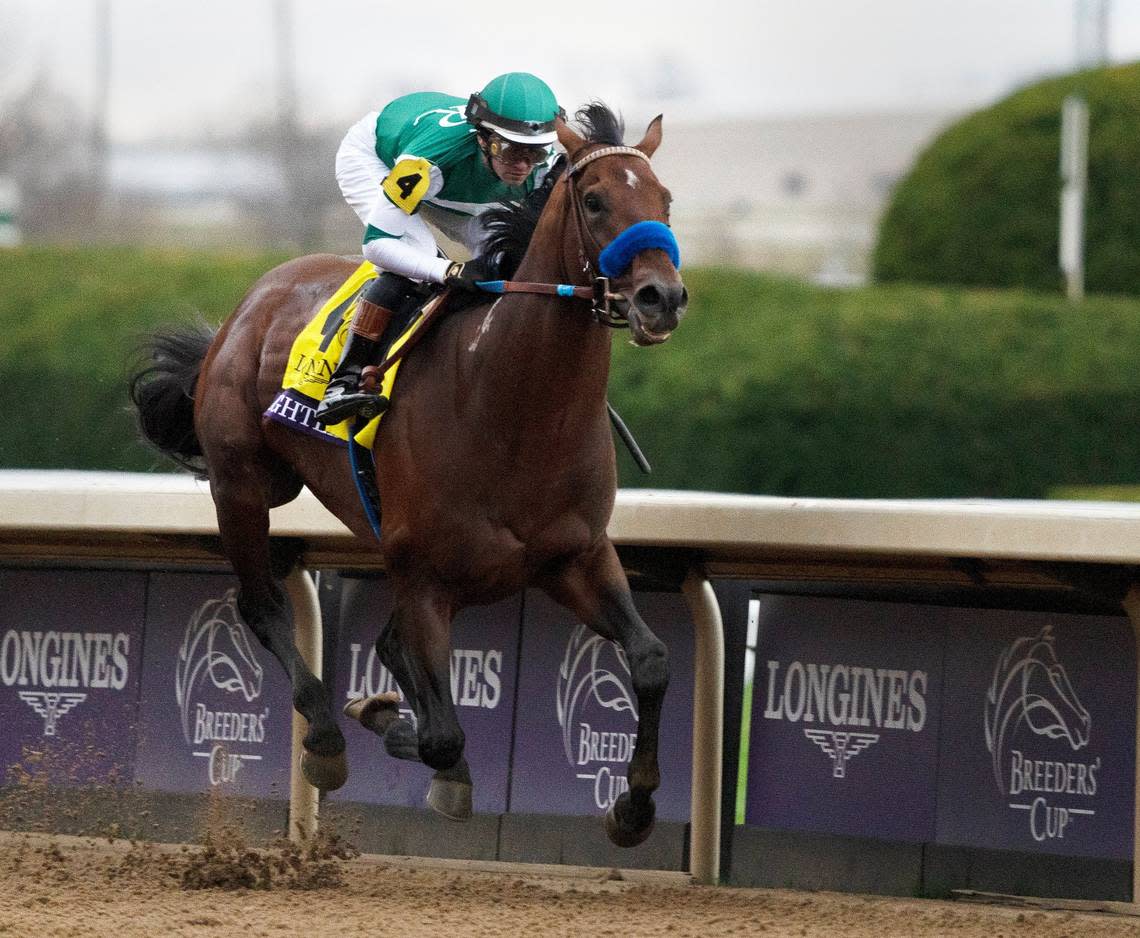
[283,567,322,842]
[682,568,724,885]
[1121,585,1140,901]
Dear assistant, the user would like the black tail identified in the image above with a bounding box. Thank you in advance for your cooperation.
[127,323,216,476]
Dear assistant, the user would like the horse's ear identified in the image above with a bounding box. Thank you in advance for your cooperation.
[556,116,586,158]
[636,115,663,158]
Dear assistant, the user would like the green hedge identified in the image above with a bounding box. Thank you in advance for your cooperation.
[610,269,1140,497]
[3,248,1140,499]
[873,62,1140,294]
[0,246,289,473]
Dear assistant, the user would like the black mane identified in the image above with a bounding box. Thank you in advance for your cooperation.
[575,101,626,147]
[481,102,624,278]
[480,176,558,280]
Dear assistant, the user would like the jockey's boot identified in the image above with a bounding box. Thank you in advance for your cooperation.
[313,323,387,426]
[314,273,423,426]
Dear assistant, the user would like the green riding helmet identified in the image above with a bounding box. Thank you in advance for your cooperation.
[465,72,564,145]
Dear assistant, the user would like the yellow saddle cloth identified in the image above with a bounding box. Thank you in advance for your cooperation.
[265,260,415,449]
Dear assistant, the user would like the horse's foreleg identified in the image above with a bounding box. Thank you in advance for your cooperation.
[373,590,472,819]
[211,471,347,791]
[542,541,669,848]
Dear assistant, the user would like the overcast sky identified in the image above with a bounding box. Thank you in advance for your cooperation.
[3,0,1140,142]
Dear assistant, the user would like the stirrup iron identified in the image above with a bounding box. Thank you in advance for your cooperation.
[315,387,388,426]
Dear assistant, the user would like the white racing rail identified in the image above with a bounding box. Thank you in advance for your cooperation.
[2,470,1140,889]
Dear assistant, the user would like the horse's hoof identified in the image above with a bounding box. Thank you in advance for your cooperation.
[426,775,473,821]
[300,749,348,792]
[343,692,401,737]
[383,718,421,762]
[605,792,655,848]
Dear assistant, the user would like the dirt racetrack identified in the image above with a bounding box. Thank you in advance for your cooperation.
[1,832,1139,938]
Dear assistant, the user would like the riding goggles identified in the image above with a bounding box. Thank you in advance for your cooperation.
[486,133,550,167]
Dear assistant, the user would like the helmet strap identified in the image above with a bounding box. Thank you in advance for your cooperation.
[475,130,497,173]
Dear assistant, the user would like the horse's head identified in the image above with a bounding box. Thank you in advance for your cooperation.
[1015,628,1090,748]
[984,625,1091,791]
[556,623,638,767]
[175,588,265,742]
[205,601,264,704]
[556,106,688,346]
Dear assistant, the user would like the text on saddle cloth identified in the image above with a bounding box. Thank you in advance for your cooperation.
[263,260,415,450]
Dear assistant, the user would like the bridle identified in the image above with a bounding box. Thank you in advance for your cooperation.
[474,143,679,329]
[564,145,654,327]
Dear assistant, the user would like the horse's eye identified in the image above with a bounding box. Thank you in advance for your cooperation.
[583,193,604,213]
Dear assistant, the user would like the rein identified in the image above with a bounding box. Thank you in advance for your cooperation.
[473,276,626,325]
[473,144,678,329]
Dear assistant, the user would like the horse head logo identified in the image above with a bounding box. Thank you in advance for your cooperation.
[175,588,264,744]
[984,625,1090,793]
[555,623,638,767]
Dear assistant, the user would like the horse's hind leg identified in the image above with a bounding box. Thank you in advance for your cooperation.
[371,589,473,820]
[210,462,347,791]
[542,541,668,848]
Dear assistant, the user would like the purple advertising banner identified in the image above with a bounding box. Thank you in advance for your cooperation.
[936,608,1135,858]
[745,595,944,841]
[0,569,146,787]
[330,578,520,814]
[508,590,694,821]
[133,573,294,797]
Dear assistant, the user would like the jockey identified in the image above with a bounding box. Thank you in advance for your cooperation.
[315,71,563,426]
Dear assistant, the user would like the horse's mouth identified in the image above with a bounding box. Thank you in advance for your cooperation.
[625,304,677,346]
[620,278,686,346]
[628,320,673,346]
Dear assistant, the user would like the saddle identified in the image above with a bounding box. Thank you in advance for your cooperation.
[264,262,450,449]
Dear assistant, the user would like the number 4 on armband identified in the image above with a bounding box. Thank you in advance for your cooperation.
[395,174,421,199]
[382,157,432,213]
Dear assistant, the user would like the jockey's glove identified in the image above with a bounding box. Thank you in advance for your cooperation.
[444,254,500,291]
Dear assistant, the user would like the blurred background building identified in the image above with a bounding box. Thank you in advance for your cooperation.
[11,109,955,287]
[655,111,955,284]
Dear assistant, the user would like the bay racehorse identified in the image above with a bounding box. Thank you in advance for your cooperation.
[129,104,687,847]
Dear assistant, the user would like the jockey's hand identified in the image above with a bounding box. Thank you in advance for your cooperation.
[445,255,499,291]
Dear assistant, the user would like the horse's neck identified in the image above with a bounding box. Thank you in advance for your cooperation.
[474,193,612,410]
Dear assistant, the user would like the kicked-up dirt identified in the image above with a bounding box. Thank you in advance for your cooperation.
[0,831,1138,938]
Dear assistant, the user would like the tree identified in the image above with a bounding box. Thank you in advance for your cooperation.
[873,62,1140,295]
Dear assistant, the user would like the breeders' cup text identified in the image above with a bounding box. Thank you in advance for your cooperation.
[575,723,637,809]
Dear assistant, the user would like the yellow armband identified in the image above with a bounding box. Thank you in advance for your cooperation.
[381,158,433,214]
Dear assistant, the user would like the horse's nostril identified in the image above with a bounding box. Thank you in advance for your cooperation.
[634,284,663,311]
